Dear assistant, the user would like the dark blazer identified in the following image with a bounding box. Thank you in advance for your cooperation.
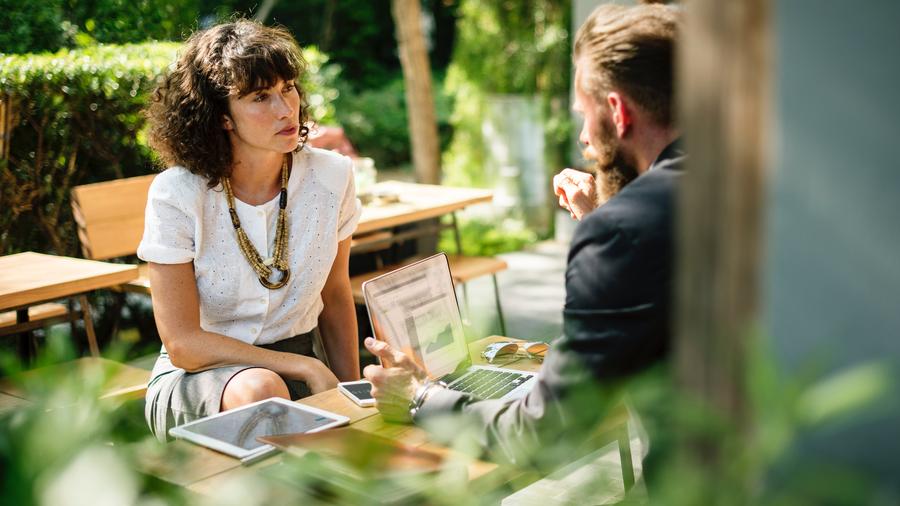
[416,140,685,465]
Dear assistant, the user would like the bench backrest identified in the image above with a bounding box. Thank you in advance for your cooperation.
[71,174,156,260]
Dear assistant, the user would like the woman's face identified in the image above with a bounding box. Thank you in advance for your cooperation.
[224,79,301,158]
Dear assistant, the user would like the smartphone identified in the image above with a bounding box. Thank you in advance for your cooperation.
[338,380,375,407]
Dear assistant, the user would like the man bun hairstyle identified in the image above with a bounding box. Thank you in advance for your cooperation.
[574,4,680,127]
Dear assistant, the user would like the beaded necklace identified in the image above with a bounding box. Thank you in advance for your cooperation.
[222,153,291,289]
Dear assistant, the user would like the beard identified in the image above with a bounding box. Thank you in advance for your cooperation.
[582,115,639,205]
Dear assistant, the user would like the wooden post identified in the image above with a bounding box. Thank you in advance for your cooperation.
[674,0,770,497]
[391,0,441,184]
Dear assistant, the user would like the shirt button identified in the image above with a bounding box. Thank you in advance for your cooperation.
[259,298,266,304]
[257,210,264,217]
[250,327,258,334]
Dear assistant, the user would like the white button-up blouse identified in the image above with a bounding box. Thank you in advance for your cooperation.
[137,146,361,345]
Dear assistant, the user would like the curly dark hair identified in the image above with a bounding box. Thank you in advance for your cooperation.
[146,19,311,187]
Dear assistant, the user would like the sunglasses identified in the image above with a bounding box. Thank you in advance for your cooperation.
[481,341,550,364]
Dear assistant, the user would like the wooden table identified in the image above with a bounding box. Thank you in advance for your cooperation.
[355,181,493,236]
[0,252,139,356]
[138,336,544,499]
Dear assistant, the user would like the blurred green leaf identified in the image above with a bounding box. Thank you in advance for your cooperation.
[797,361,893,427]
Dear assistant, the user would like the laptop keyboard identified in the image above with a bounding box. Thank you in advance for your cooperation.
[446,369,531,400]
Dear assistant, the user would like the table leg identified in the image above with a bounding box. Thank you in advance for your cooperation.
[450,212,463,254]
[77,295,100,357]
[15,308,37,363]
[461,283,471,318]
[491,274,507,337]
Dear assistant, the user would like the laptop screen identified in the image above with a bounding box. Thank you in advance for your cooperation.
[362,254,469,378]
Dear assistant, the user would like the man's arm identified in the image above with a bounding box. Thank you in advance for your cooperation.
[367,218,662,466]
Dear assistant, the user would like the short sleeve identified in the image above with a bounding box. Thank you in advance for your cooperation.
[336,160,362,241]
[137,170,197,264]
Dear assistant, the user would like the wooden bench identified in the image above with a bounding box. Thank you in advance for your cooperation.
[0,302,69,330]
[70,174,156,294]
[350,254,508,335]
[0,302,78,357]
[0,357,150,408]
[349,230,394,253]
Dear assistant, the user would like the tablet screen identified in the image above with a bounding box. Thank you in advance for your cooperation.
[176,398,343,451]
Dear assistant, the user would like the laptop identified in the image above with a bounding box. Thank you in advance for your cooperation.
[362,253,536,401]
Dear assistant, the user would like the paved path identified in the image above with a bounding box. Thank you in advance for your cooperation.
[461,240,568,343]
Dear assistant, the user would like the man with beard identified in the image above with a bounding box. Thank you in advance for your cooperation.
[363,3,683,470]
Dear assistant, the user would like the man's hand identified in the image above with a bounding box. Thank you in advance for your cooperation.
[362,337,427,422]
[553,168,598,220]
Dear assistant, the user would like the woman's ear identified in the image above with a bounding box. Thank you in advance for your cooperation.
[222,115,234,131]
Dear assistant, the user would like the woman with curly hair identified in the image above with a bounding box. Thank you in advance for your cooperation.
[138,19,360,440]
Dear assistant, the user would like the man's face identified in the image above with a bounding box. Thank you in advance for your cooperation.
[573,63,638,202]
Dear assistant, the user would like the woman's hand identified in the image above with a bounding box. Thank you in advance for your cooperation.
[302,358,340,394]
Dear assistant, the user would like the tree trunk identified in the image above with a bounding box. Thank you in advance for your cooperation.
[320,0,338,51]
[391,0,441,184]
[253,0,280,23]
[675,0,770,499]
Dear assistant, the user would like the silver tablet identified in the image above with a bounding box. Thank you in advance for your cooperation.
[168,397,349,464]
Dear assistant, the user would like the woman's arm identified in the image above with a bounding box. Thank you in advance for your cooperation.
[317,237,361,381]
[148,261,338,392]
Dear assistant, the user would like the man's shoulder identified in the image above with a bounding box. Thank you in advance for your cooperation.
[605,163,681,218]
[576,164,681,245]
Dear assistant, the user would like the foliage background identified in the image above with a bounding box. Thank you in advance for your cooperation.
[442,0,572,189]
[0,0,575,354]
[1,0,575,256]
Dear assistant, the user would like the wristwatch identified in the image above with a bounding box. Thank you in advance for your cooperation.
[409,379,448,420]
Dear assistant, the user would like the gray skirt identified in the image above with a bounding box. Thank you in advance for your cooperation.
[144,329,323,442]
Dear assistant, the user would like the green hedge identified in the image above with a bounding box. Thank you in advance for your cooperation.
[0,42,337,256]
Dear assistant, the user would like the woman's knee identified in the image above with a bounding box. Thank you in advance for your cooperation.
[221,368,289,410]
